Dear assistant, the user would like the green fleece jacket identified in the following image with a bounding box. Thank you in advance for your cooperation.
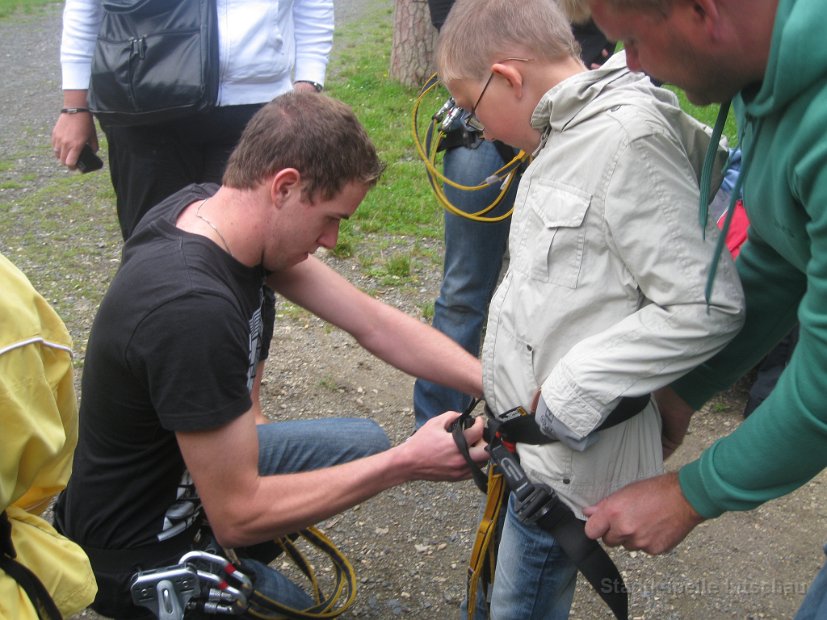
[672,0,827,518]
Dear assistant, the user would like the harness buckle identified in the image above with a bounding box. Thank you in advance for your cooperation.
[513,482,561,526]
[487,439,563,526]
[130,550,253,618]
[130,564,201,620]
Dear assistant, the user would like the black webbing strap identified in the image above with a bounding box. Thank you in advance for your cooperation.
[79,518,203,573]
[537,509,627,619]
[452,399,489,493]
[0,511,62,620]
[488,441,628,620]
[452,399,639,620]
[493,394,652,447]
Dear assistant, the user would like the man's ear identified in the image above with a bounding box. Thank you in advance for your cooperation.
[270,168,302,208]
[677,0,720,37]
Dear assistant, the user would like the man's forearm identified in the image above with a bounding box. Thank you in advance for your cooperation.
[268,257,482,399]
[189,413,486,548]
[358,301,482,399]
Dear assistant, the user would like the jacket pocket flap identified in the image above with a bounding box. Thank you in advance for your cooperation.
[528,181,591,229]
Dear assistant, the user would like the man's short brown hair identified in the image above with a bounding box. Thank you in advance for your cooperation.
[583,0,673,15]
[223,92,385,202]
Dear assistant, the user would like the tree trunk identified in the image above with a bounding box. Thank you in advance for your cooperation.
[389,0,438,89]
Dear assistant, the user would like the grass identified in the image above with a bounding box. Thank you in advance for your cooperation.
[0,0,52,18]
[669,87,739,146]
[325,4,445,243]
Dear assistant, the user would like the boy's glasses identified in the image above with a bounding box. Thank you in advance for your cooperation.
[465,57,534,132]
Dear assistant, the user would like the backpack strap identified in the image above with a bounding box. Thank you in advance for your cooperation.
[0,511,62,620]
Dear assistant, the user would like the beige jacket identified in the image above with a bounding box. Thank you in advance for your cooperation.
[482,52,745,517]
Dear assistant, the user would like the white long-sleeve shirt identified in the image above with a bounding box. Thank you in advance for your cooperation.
[60,0,333,106]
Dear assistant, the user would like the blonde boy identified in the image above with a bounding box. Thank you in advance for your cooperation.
[437,0,744,617]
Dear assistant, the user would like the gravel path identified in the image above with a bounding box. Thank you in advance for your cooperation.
[1,6,64,210]
[2,4,825,620]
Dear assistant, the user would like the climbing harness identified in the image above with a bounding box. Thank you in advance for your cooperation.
[412,73,531,222]
[452,395,650,620]
[129,526,356,620]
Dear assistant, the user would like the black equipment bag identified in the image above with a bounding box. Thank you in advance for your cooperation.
[88,0,219,126]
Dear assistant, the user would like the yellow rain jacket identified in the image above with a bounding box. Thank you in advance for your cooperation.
[0,253,96,617]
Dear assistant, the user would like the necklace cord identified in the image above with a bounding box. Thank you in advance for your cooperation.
[195,198,234,258]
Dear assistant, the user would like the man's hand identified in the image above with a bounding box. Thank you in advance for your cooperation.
[655,387,695,460]
[397,411,488,482]
[583,472,705,555]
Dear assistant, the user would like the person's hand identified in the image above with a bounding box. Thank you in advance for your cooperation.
[583,472,705,554]
[589,47,611,69]
[655,387,695,460]
[398,411,488,482]
[52,110,98,170]
[529,389,541,412]
[292,81,321,94]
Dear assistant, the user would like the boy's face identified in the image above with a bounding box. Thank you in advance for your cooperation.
[447,75,537,151]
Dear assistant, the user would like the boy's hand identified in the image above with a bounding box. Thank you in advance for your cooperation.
[655,387,695,460]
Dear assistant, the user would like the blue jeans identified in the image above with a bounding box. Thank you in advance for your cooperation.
[488,493,577,620]
[236,418,390,612]
[795,543,827,620]
[413,141,518,426]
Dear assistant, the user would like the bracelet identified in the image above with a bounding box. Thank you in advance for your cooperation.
[294,80,324,93]
[60,107,91,114]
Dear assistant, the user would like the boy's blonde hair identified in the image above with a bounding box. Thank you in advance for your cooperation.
[436,0,580,83]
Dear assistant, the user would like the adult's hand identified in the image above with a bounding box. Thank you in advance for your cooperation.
[398,411,488,482]
[583,472,705,555]
[52,90,98,169]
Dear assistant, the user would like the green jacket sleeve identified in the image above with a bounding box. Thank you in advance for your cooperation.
[674,118,827,518]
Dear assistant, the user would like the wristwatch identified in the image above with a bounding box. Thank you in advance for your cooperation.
[294,80,324,92]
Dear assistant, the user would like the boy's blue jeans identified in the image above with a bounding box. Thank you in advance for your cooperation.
[413,141,517,427]
[235,418,391,612]
[488,493,577,620]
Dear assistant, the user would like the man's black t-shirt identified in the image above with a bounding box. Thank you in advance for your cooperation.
[55,184,267,550]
